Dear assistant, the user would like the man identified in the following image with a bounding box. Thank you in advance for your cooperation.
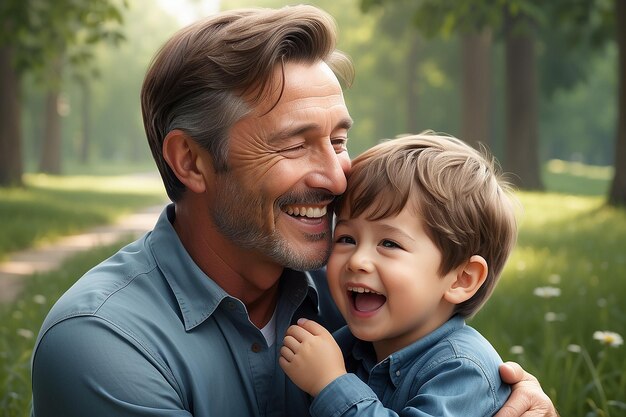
[30,5,557,417]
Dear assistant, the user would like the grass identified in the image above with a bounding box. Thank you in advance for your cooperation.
[0,173,167,260]
[1,160,625,417]
[471,192,626,417]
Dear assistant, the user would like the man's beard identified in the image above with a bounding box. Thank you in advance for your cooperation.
[211,174,334,271]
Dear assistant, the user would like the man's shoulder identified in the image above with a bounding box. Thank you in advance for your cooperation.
[38,237,161,336]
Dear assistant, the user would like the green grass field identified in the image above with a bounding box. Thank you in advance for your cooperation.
[1,161,625,416]
[0,173,167,260]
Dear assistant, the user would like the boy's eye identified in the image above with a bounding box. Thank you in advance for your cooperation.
[380,239,401,249]
[336,235,356,245]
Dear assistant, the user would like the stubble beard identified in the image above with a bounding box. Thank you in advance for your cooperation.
[211,176,333,271]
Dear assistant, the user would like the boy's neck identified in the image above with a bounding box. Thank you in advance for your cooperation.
[372,308,456,362]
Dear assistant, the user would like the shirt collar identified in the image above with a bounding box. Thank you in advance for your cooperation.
[149,204,321,331]
[356,315,466,388]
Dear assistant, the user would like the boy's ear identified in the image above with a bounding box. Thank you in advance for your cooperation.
[162,129,213,194]
[443,255,488,305]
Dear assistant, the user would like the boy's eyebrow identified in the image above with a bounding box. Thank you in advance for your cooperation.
[378,223,416,242]
[334,218,416,242]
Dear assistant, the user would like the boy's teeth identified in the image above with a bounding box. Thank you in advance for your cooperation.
[347,286,381,295]
[284,206,327,218]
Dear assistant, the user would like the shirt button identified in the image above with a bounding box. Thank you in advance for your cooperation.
[251,343,262,353]
[395,370,401,377]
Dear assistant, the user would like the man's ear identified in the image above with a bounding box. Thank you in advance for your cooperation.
[443,255,488,305]
[162,129,213,194]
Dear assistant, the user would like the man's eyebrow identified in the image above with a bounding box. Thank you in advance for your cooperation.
[337,117,353,131]
[268,123,320,145]
[268,117,353,145]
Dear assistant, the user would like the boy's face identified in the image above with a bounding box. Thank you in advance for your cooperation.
[327,203,458,360]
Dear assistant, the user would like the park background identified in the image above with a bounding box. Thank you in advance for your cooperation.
[1,0,625,416]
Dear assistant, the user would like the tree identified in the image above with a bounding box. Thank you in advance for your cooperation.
[503,9,542,189]
[608,0,626,206]
[0,0,126,183]
[0,2,27,186]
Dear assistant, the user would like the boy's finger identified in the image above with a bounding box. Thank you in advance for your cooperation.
[285,323,312,342]
[296,318,330,337]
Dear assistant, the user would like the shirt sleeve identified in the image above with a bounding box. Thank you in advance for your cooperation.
[310,357,508,417]
[31,316,192,417]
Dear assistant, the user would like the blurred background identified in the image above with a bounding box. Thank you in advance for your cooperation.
[1,1,625,416]
[1,0,624,198]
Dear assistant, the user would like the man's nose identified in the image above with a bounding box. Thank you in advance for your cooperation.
[310,143,348,195]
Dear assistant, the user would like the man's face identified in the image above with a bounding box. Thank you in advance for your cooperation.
[210,61,352,271]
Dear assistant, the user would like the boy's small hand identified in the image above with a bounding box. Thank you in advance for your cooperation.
[279,318,347,397]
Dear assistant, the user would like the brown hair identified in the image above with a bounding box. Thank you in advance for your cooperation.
[336,132,518,317]
[141,5,354,201]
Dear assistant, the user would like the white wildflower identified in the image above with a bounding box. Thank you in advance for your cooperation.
[16,328,34,339]
[567,344,582,353]
[33,294,47,305]
[593,331,623,347]
[510,345,525,355]
[544,312,566,322]
[533,286,561,298]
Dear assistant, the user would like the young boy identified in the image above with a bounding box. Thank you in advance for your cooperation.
[279,132,517,416]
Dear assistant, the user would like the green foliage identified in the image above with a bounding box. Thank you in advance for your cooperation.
[1,0,128,82]
[0,173,166,260]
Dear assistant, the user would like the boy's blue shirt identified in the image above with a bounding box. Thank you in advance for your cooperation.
[311,315,511,417]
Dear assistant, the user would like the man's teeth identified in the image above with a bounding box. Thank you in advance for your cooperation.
[347,286,382,295]
[284,206,327,218]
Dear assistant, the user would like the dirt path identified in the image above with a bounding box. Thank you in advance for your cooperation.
[0,204,165,303]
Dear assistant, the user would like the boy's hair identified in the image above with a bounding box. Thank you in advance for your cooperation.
[336,132,518,317]
[141,5,354,202]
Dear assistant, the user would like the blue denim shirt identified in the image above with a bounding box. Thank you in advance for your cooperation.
[30,204,344,417]
[311,315,510,417]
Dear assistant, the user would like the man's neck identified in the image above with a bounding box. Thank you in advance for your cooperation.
[172,202,284,328]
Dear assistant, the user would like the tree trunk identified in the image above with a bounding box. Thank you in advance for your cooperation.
[79,79,91,164]
[461,29,492,150]
[608,0,626,206]
[0,45,24,186]
[406,33,420,134]
[38,58,63,174]
[504,13,543,190]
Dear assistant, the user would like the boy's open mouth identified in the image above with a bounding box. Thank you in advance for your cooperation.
[348,286,387,313]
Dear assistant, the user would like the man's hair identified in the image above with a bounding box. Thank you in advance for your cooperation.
[141,5,354,201]
[335,132,518,317]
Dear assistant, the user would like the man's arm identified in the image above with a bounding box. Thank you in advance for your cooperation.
[496,362,559,417]
[31,317,192,417]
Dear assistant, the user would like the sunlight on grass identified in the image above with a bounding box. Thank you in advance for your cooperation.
[23,173,165,194]
[546,159,613,180]
[0,174,167,259]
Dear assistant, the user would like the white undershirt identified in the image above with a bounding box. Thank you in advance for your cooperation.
[259,307,278,347]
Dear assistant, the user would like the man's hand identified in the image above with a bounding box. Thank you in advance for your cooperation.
[495,361,559,417]
[279,318,347,397]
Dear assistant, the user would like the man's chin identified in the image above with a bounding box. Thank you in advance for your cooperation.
[281,241,331,271]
